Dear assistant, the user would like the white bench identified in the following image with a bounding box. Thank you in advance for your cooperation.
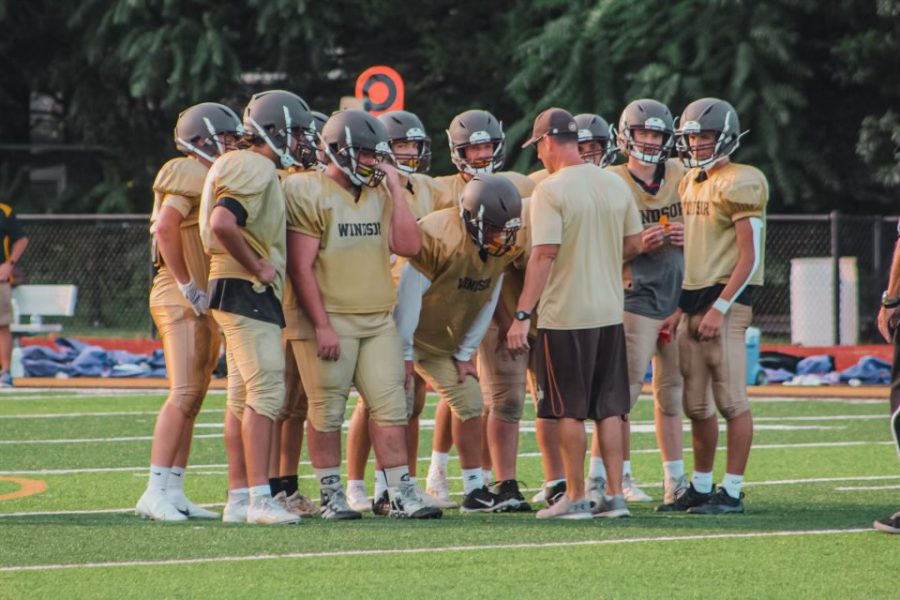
[10,284,78,335]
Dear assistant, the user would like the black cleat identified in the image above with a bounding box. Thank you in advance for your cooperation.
[491,479,532,512]
[460,486,503,513]
[655,483,713,512]
[372,490,391,517]
[687,487,745,514]
[544,480,567,506]
[874,511,900,534]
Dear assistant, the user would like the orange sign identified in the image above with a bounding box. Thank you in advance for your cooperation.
[355,66,404,116]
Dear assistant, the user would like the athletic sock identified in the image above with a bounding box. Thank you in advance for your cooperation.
[148,465,169,493]
[374,470,388,498]
[663,460,685,481]
[721,473,744,499]
[588,457,607,481]
[280,475,298,497]
[269,477,283,497]
[461,468,484,494]
[347,479,366,498]
[692,470,713,494]
[383,466,410,489]
[167,466,186,494]
[249,485,271,501]
[623,460,633,478]
[429,452,449,476]
[228,487,249,504]
[314,467,342,493]
[482,469,493,485]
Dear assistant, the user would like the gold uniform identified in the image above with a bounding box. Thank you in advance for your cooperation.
[677,162,768,421]
[149,157,220,417]
[284,170,406,433]
[404,209,516,421]
[610,159,686,414]
[199,149,287,421]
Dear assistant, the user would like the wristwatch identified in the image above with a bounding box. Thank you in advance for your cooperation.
[882,291,900,308]
[514,310,531,321]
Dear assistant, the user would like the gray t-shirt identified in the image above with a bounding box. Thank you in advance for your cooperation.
[625,243,684,319]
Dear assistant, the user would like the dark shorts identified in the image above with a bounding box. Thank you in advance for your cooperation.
[532,325,631,421]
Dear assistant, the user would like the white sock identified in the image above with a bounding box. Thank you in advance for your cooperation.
[429,452,449,476]
[461,468,484,494]
[408,476,418,485]
[692,470,713,494]
[347,479,366,495]
[588,457,607,481]
[374,470,388,498]
[663,460,685,481]
[228,487,249,503]
[249,485,271,502]
[383,465,410,489]
[148,465,169,492]
[482,469,493,485]
[166,466,186,495]
[721,473,744,499]
[314,467,342,491]
[623,460,633,478]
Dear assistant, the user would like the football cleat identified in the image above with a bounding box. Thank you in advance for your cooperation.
[222,495,250,523]
[586,476,607,507]
[531,487,546,504]
[246,495,302,525]
[873,510,900,534]
[490,479,532,512]
[543,480,568,506]
[460,486,503,513]
[656,482,712,512]
[622,474,653,503]
[346,486,372,513]
[135,489,188,522]
[687,487,745,514]
[389,482,443,519]
[536,496,592,520]
[663,474,689,506]
[425,466,458,508]
[372,490,391,516]
[591,494,631,518]
[319,488,363,520]
[274,490,318,517]
[166,491,219,519]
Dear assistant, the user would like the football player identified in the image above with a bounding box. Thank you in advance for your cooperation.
[663,98,767,514]
[344,109,449,512]
[200,89,310,525]
[594,99,688,508]
[136,102,243,522]
[528,113,615,185]
[395,173,523,512]
[284,109,440,520]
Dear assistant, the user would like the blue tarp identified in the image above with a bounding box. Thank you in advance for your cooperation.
[21,339,169,378]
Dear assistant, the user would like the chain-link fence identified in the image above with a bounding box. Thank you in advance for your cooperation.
[13,212,900,343]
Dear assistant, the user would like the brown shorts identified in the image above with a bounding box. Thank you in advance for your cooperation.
[533,325,630,421]
[678,303,752,421]
[150,305,220,417]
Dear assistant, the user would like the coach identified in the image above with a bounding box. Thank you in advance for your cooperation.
[507,108,642,519]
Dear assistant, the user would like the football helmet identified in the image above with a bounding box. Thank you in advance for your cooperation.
[460,174,522,260]
[242,90,312,168]
[674,98,747,169]
[308,111,328,170]
[320,109,392,188]
[574,113,616,167]
[174,102,244,162]
[447,109,505,176]
[378,110,432,175]
[616,99,675,165]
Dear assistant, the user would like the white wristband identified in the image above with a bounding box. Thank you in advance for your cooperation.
[712,297,732,314]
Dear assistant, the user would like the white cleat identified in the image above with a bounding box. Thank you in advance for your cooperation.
[535,496,592,520]
[274,490,318,517]
[346,486,372,513]
[166,492,219,519]
[222,496,249,523]
[531,488,546,504]
[622,474,653,503]
[135,489,188,522]
[247,495,302,525]
[425,467,458,508]
[586,476,607,508]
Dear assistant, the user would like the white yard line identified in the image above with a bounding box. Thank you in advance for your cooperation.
[833,484,900,491]
[0,528,872,573]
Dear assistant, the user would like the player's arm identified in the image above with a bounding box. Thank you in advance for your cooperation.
[877,232,900,342]
[382,163,422,257]
[623,232,642,263]
[456,273,504,362]
[209,203,274,284]
[698,216,763,341]
[394,262,431,361]
[155,205,190,284]
[0,213,27,282]
[507,244,558,353]
[290,231,341,361]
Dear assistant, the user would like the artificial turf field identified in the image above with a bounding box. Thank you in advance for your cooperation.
[0,388,897,599]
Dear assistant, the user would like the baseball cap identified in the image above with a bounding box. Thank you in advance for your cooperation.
[521,108,578,148]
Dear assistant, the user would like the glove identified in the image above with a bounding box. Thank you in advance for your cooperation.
[178,278,209,316]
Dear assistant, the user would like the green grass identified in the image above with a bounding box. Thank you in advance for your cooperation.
[0,389,897,599]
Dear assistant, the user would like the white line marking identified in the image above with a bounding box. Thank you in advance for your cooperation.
[0,528,872,572]
[750,397,884,405]
[835,484,900,491]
